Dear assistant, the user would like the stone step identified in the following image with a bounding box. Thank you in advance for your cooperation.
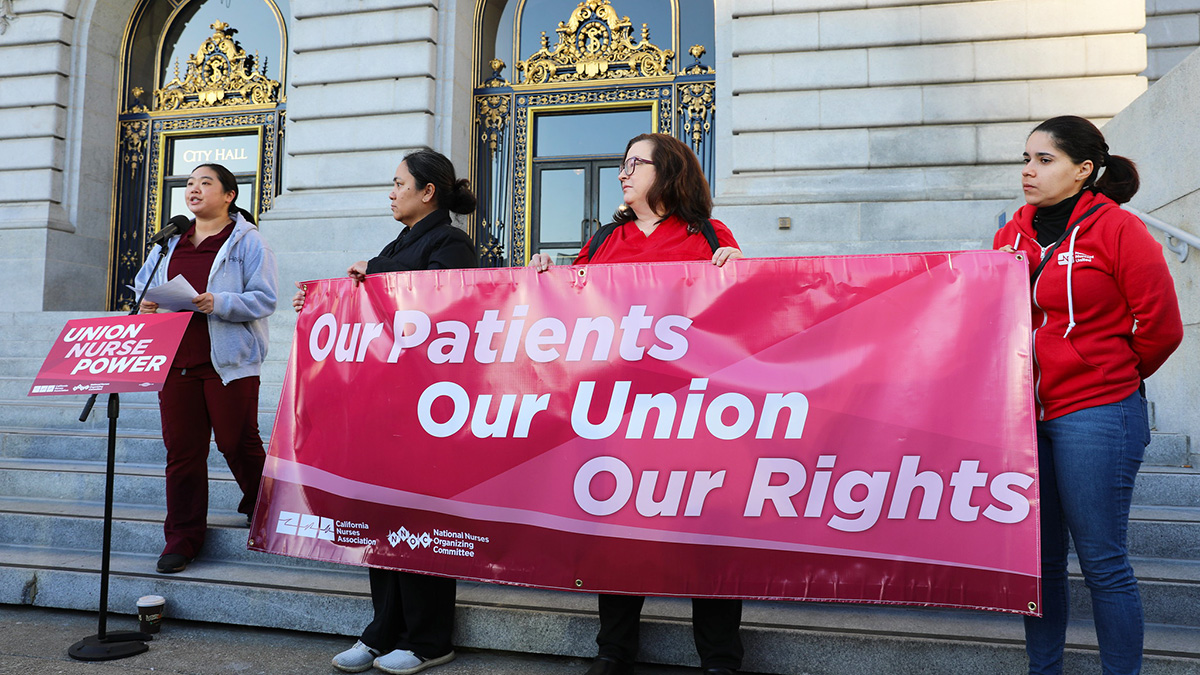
[1,376,162,403]
[259,357,289,384]
[0,500,350,573]
[0,357,48,377]
[8,490,1199,631]
[1145,432,1191,467]
[0,341,297,371]
[0,398,277,434]
[0,376,285,407]
[0,310,294,344]
[0,427,254,468]
[1,457,1197,559]
[0,428,1190,497]
[0,311,124,326]
[0,350,289,381]
[0,337,65,358]
[1136,466,1200,507]
[0,458,246,509]
[1070,556,1200,628]
[0,543,1198,674]
[1128,505,1200,560]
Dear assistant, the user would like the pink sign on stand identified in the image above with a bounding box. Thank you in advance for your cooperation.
[250,251,1041,615]
[29,313,192,397]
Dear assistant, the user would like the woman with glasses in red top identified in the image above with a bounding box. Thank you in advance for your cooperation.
[531,133,743,675]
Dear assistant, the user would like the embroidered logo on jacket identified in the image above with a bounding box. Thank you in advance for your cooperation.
[1057,251,1095,265]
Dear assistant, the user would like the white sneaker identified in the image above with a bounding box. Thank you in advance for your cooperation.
[332,640,381,673]
[373,649,456,675]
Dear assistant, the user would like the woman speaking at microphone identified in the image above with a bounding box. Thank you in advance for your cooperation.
[294,148,477,675]
[135,163,277,575]
[531,133,744,675]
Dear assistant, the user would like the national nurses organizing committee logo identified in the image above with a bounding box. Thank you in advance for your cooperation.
[388,526,432,550]
[387,525,490,558]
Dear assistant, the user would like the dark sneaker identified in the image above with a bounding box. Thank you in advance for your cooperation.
[155,553,190,574]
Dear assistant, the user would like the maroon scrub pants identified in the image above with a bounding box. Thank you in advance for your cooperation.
[157,363,265,558]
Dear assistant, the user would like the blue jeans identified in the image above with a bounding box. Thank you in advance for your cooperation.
[1025,390,1149,675]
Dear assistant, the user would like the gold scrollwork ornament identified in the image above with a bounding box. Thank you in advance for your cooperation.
[153,21,281,111]
[483,59,510,88]
[477,94,511,153]
[516,0,674,84]
[683,44,715,76]
[680,81,715,151]
[121,121,149,175]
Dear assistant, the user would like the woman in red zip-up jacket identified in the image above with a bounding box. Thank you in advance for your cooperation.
[531,133,743,675]
[994,116,1183,675]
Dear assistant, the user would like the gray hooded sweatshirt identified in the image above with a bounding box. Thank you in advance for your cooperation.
[134,212,277,384]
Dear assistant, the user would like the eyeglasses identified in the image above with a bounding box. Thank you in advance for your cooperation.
[620,156,654,176]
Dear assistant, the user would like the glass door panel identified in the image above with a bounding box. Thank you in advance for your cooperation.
[535,164,588,263]
[597,164,623,225]
[534,108,654,157]
[526,104,656,264]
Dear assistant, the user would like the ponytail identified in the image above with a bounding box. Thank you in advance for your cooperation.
[444,177,477,214]
[1092,154,1139,205]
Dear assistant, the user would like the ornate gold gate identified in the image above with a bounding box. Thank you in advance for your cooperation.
[109,1,287,310]
[471,0,716,267]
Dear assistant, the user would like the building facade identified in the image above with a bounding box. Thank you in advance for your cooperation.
[0,0,1191,311]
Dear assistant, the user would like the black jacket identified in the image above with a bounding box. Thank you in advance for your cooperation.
[365,209,478,273]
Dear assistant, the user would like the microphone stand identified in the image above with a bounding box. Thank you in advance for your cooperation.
[69,233,174,661]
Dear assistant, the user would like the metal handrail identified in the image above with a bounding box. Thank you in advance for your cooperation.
[1125,207,1198,263]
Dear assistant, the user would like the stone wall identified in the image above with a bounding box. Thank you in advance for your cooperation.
[0,0,1184,310]
[0,0,78,310]
[714,0,1149,257]
[260,0,474,294]
[1102,46,1200,442]
[1144,0,1200,81]
[0,0,136,311]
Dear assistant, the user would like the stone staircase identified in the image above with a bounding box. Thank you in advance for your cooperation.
[1,310,1197,674]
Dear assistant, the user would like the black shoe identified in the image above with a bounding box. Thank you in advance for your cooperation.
[702,669,736,675]
[585,656,634,675]
[156,553,190,574]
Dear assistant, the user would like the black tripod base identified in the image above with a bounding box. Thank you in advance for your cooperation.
[68,631,150,661]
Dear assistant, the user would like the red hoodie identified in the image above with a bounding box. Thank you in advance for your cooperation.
[993,190,1183,421]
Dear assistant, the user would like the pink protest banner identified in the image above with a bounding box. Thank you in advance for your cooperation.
[250,251,1040,615]
[29,313,192,396]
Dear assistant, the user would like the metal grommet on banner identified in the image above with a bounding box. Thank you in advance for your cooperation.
[576,268,586,278]
[1014,253,1025,262]
[575,579,583,588]
[1028,601,1037,611]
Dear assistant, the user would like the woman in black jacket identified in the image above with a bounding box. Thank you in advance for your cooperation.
[293,148,476,675]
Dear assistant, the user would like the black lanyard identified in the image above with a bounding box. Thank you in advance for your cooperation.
[1028,203,1104,285]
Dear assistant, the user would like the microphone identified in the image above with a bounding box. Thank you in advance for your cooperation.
[148,215,190,247]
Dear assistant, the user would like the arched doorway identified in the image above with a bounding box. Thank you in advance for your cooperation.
[108,0,288,310]
[471,0,716,266]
